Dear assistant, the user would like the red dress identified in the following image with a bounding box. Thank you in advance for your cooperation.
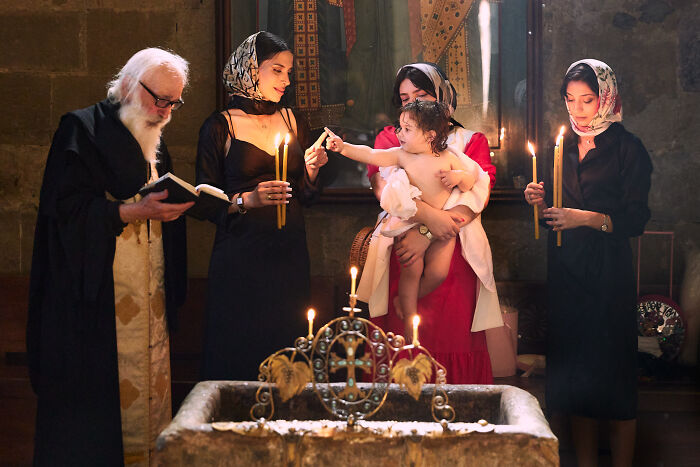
[368,126,495,384]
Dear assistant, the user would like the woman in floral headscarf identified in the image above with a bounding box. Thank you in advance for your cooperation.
[365,62,498,384]
[196,31,327,380]
[525,59,652,467]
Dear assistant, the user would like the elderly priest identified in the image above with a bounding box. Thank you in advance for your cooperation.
[27,48,193,466]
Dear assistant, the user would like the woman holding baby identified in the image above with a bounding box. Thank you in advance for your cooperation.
[358,62,502,384]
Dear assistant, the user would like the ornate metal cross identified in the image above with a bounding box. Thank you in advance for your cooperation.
[329,335,373,401]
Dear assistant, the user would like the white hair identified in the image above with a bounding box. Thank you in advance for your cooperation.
[107,47,189,103]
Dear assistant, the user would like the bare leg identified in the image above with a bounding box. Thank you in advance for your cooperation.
[397,256,423,320]
[395,254,424,343]
[609,419,636,467]
[571,415,599,467]
[418,237,455,298]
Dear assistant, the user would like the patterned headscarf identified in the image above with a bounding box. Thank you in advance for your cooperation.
[222,32,266,100]
[398,62,458,116]
[565,59,622,137]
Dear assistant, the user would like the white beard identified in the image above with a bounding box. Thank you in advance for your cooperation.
[118,100,171,163]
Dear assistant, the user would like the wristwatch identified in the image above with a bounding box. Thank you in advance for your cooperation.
[600,214,609,232]
[236,193,248,214]
[418,224,433,241]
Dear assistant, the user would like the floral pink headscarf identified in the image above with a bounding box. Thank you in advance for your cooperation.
[565,59,622,137]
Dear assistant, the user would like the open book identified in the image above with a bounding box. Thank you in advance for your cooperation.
[139,172,231,220]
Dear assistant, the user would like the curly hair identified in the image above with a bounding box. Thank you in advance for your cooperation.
[399,100,451,154]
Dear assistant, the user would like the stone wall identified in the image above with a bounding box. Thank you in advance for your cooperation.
[539,0,700,289]
[0,0,217,276]
[0,0,698,290]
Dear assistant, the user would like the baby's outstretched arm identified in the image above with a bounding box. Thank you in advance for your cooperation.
[325,127,400,167]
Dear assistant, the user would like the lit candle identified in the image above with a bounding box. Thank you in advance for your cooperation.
[412,314,420,346]
[350,266,358,296]
[500,127,505,142]
[282,133,290,226]
[527,142,539,240]
[555,126,565,246]
[553,134,560,213]
[274,133,282,230]
[556,126,565,206]
[558,127,565,206]
[307,308,315,340]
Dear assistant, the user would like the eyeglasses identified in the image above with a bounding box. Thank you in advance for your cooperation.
[139,81,184,110]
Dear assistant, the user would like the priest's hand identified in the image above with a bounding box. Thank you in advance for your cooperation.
[119,190,194,223]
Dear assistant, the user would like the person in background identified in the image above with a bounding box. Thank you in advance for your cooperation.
[524,59,652,467]
[27,48,192,465]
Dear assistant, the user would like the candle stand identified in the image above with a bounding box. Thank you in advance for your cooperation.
[250,292,454,428]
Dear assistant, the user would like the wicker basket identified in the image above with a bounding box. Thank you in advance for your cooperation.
[349,226,374,275]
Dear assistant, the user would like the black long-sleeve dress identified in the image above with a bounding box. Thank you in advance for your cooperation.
[543,122,652,420]
[196,109,320,380]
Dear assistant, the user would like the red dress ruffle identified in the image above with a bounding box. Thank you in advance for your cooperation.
[371,238,493,384]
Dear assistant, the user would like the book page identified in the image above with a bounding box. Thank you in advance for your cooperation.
[143,172,197,196]
[196,184,229,201]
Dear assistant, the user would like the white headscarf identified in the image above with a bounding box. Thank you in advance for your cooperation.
[565,59,623,137]
[398,62,458,116]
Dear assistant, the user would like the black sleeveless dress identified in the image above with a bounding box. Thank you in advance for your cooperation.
[196,110,320,380]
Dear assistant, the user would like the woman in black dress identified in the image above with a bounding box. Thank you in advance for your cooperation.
[525,59,652,466]
[196,31,327,380]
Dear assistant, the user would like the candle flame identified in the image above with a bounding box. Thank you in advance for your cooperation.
[307,308,315,320]
[350,266,358,279]
[284,133,290,145]
[527,141,536,157]
[558,126,566,138]
[274,133,281,146]
[413,315,420,327]
[500,127,505,141]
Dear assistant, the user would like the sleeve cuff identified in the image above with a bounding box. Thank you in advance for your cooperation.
[109,200,127,236]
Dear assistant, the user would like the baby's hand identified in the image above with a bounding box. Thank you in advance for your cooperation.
[437,169,464,190]
[460,166,478,190]
[324,127,344,153]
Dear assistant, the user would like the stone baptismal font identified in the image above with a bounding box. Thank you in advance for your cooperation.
[156,282,558,466]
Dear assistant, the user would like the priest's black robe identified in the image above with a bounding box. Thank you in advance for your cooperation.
[26,99,187,466]
[543,122,652,420]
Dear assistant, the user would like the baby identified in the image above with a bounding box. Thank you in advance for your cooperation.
[326,100,480,328]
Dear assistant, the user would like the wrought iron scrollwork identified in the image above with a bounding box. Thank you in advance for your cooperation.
[251,294,456,427]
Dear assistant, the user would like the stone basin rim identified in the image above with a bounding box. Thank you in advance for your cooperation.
[159,381,556,441]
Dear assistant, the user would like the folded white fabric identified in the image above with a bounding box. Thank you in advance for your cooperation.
[379,166,421,220]
[378,166,420,238]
